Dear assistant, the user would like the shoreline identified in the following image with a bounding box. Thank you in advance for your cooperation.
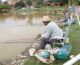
[11,41,38,65]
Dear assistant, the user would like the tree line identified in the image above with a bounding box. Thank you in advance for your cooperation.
[15,0,80,8]
[0,0,80,10]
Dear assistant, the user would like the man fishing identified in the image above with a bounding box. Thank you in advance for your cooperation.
[37,16,63,49]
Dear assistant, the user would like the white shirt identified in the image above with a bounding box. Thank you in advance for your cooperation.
[41,22,63,39]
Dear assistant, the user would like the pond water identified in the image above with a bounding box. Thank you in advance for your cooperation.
[0,10,63,63]
[0,11,52,26]
[0,43,28,61]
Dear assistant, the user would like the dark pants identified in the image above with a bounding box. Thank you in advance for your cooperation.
[39,38,63,49]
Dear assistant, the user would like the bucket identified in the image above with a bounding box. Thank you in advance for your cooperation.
[29,48,36,56]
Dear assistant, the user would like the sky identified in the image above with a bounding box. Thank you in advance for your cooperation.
[1,0,7,2]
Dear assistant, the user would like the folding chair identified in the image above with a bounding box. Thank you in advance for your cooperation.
[52,19,72,48]
[52,37,64,48]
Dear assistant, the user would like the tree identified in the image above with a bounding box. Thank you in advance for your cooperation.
[69,0,79,6]
[32,0,43,8]
[77,0,80,5]
[15,1,25,8]
[0,4,12,9]
[50,0,68,5]
[36,0,43,5]
[23,0,32,6]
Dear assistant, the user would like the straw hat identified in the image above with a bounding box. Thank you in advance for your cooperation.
[69,6,72,9]
[42,16,51,22]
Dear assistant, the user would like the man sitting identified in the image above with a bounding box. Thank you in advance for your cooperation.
[37,16,63,49]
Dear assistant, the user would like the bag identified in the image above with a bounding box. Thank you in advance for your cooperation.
[55,45,72,60]
[38,51,50,59]
[35,50,55,64]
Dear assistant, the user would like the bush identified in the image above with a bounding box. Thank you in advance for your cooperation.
[0,4,12,9]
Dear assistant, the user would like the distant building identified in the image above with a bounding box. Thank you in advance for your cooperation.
[8,0,19,5]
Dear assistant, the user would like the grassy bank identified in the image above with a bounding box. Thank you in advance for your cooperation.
[23,24,80,65]
[10,6,66,13]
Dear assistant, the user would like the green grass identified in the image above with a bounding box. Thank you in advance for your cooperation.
[10,9,30,12]
[10,6,67,13]
[39,6,66,10]
[23,24,80,65]
[69,24,80,55]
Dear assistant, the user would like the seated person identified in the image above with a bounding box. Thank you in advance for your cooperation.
[69,14,76,24]
[57,18,68,27]
[37,16,63,49]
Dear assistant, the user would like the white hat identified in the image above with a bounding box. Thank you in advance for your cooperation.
[42,16,51,22]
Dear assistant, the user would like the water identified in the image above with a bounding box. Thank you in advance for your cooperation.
[0,11,50,62]
[0,10,63,62]
[0,11,52,26]
[0,43,28,61]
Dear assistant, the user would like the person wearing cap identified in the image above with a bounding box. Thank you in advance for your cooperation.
[37,16,63,49]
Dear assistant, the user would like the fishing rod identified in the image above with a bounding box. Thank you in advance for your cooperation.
[0,37,40,44]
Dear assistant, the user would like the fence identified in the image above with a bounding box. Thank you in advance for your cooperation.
[63,54,80,65]
[73,60,80,65]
